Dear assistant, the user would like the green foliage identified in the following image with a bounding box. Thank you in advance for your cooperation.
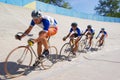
[37,0,72,9]
[95,0,120,18]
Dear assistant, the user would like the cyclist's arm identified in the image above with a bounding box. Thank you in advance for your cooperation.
[65,28,73,39]
[83,29,87,35]
[63,32,71,41]
[21,26,33,38]
[66,33,71,39]
[96,31,100,39]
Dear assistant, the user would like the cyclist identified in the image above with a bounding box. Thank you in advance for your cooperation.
[63,22,82,55]
[15,10,58,66]
[83,25,95,49]
[96,28,108,47]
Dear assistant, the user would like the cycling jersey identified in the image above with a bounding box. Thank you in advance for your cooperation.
[97,30,108,38]
[30,15,57,31]
[69,27,81,36]
[100,31,107,35]
[85,28,94,34]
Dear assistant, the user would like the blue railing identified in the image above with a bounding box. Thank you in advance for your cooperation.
[36,1,120,23]
[0,0,34,6]
[0,0,120,23]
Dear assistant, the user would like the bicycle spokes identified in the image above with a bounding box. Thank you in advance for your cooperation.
[4,46,32,77]
[17,48,29,65]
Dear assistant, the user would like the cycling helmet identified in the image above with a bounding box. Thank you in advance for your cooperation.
[87,25,92,28]
[71,22,77,27]
[101,28,105,31]
[31,10,42,18]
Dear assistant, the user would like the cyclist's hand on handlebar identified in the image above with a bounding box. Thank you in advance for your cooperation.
[28,38,34,46]
[15,34,22,40]
[63,36,67,41]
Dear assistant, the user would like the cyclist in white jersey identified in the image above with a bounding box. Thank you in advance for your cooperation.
[15,10,58,66]
[63,22,82,55]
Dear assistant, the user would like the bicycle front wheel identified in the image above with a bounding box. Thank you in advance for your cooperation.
[78,40,86,52]
[4,46,33,78]
[94,41,104,50]
[59,43,72,61]
[41,46,58,70]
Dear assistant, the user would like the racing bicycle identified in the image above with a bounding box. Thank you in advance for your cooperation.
[4,32,58,78]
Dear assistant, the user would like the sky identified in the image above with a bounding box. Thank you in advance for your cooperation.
[65,0,99,14]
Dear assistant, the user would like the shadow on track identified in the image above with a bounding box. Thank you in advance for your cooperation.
[83,56,120,63]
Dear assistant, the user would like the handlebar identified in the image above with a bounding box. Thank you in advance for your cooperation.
[16,32,33,37]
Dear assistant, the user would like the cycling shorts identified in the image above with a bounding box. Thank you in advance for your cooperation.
[47,27,58,37]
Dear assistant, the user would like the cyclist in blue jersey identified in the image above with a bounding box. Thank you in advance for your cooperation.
[96,28,108,47]
[15,10,58,66]
[63,22,82,55]
[83,25,95,49]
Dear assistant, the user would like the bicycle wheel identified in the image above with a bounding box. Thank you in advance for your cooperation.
[4,46,33,78]
[94,41,99,49]
[41,46,58,70]
[78,39,87,52]
[59,43,72,61]
[95,41,104,50]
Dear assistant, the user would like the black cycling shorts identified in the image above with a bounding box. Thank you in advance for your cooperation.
[73,33,78,37]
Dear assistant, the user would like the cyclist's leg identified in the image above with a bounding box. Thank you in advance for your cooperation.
[90,35,93,47]
[37,41,42,56]
[43,27,58,55]
[40,36,49,57]
[98,39,101,46]
[37,26,58,56]
[101,39,104,46]
[34,31,49,57]
[100,36,105,46]
[72,34,79,55]
[33,31,49,67]
[69,33,75,45]
[99,35,104,46]
[87,34,92,48]
[73,40,79,55]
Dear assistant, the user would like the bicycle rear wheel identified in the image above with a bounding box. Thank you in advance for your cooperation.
[4,46,33,78]
[41,46,58,70]
[59,43,72,61]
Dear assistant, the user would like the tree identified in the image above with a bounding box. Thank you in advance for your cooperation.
[94,0,120,18]
[37,0,72,9]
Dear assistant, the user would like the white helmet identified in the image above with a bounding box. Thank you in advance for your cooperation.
[31,10,42,18]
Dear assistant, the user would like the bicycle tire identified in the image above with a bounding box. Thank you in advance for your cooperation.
[4,46,33,78]
[95,41,104,50]
[59,43,72,61]
[41,46,58,70]
[78,39,87,52]
[94,41,99,48]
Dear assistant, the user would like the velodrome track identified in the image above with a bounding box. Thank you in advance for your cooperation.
[0,2,120,80]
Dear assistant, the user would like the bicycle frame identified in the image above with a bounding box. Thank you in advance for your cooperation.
[28,45,38,58]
